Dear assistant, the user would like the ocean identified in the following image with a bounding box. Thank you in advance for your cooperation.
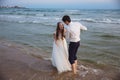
[0,8,120,70]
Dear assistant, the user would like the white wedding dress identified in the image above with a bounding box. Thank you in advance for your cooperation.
[52,35,71,73]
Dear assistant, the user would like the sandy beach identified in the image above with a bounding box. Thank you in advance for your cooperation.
[0,40,119,80]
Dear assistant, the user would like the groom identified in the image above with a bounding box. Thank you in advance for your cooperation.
[62,15,87,74]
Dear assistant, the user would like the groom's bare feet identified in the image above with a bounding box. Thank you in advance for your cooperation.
[72,63,77,74]
[75,60,78,73]
[75,60,77,67]
[71,60,78,74]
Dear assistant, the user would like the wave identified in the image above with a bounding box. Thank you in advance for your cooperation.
[64,10,80,12]
[70,13,83,15]
[0,14,120,24]
[80,18,95,22]
[100,34,120,39]
[64,10,83,15]
[0,12,64,17]
[18,21,56,27]
[23,9,60,12]
[0,15,56,27]
[0,12,45,17]
[75,18,120,24]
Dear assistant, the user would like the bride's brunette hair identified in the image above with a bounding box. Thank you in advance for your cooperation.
[56,22,65,40]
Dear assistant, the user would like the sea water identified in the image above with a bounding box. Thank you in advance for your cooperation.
[0,8,120,70]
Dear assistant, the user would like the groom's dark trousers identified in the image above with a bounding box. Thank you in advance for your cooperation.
[69,41,80,64]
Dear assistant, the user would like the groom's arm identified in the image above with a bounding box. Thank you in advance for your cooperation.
[79,23,87,30]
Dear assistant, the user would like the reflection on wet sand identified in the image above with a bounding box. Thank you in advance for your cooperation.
[0,40,119,80]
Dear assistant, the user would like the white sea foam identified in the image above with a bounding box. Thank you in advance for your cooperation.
[0,14,120,24]
[78,65,103,77]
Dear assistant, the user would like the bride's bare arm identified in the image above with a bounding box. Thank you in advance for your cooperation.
[64,28,68,38]
[53,33,58,46]
[64,28,67,33]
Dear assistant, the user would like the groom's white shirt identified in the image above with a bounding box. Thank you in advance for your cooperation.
[64,22,87,42]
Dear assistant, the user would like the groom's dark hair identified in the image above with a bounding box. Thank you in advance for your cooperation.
[62,15,71,22]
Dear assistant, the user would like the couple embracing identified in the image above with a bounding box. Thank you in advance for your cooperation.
[52,15,87,74]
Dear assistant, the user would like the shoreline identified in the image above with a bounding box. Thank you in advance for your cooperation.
[0,39,119,80]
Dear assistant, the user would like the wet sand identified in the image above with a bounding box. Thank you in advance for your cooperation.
[0,40,119,80]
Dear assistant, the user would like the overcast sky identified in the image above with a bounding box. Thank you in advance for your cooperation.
[0,0,119,9]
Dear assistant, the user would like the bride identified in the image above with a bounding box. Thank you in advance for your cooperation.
[52,22,71,73]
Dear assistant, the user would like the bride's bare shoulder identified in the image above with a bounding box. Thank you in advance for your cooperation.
[53,31,56,35]
[53,31,56,38]
[53,31,56,39]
